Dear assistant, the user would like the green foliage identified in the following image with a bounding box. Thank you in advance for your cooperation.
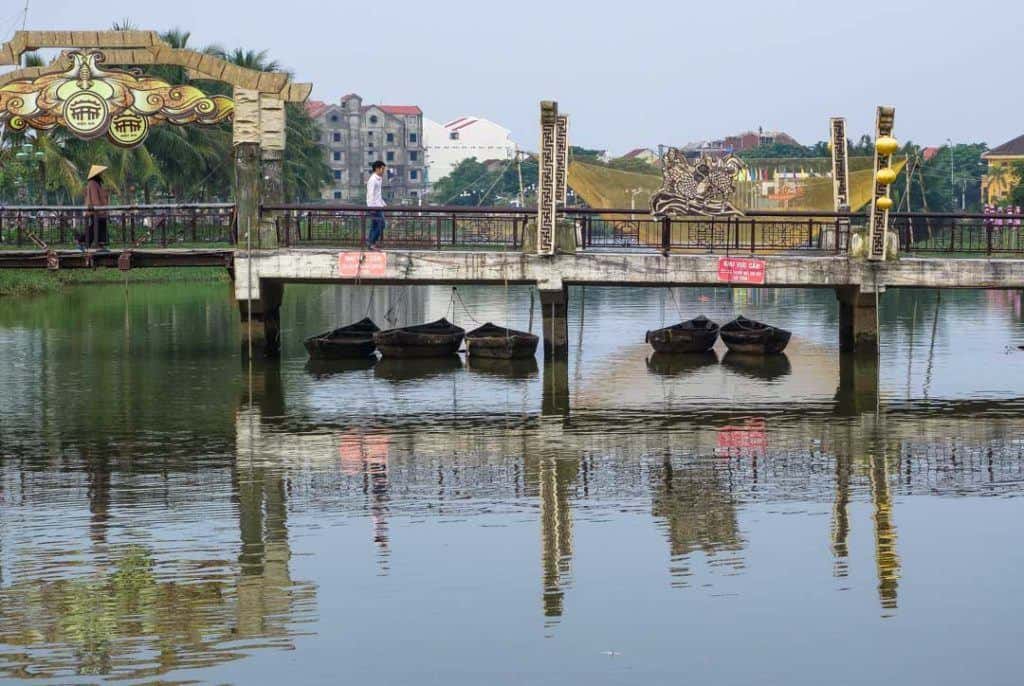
[1006,162,1024,208]
[0,28,328,204]
[889,143,988,212]
[0,267,229,297]
[739,142,819,159]
[606,156,660,175]
[430,157,538,206]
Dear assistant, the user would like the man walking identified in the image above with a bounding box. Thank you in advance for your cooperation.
[366,160,387,251]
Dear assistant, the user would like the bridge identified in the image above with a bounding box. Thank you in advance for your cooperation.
[3,203,1024,359]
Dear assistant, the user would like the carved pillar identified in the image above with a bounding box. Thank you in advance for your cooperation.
[234,87,263,249]
[260,95,286,244]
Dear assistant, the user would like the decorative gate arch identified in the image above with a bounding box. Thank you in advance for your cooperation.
[0,30,313,244]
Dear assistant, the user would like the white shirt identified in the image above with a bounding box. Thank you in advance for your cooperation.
[366,173,385,207]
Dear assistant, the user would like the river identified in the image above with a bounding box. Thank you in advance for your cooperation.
[1,281,1023,684]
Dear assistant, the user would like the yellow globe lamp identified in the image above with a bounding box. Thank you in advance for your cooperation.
[875,136,899,156]
[876,196,894,210]
[876,167,898,185]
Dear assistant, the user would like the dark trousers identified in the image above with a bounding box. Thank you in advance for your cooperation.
[368,211,386,246]
[84,216,109,247]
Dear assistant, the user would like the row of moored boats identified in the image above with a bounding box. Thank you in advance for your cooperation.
[305,318,539,360]
[305,314,790,360]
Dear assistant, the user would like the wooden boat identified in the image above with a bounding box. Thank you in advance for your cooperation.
[645,316,719,354]
[465,322,539,360]
[722,351,792,381]
[373,318,465,358]
[304,317,379,359]
[720,316,791,355]
[645,351,718,376]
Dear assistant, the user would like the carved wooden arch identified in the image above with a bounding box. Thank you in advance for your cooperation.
[0,30,311,101]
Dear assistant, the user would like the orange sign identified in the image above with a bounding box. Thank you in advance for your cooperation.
[338,251,387,278]
[718,257,766,285]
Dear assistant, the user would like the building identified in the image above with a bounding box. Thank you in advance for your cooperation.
[306,94,429,204]
[620,148,660,165]
[982,134,1024,204]
[423,116,517,182]
[683,127,801,158]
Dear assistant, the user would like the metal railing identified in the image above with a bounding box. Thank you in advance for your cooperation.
[7,203,1024,258]
[892,213,1024,256]
[266,204,526,250]
[263,204,856,254]
[0,204,237,249]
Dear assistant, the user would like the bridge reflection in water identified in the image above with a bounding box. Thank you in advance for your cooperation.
[237,356,1022,626]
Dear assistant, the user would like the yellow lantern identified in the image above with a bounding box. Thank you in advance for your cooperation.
[876,196,894,210]
[875,136,899,156]
[876,167,898,185]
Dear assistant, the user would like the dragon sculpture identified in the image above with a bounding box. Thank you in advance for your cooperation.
[650,148,747,217]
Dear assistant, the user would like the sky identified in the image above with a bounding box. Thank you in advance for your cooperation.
[3,0,1021,155]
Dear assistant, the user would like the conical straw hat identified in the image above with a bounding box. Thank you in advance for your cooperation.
[87,165,107,180]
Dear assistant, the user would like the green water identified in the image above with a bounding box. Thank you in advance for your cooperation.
[1,281,1023,684]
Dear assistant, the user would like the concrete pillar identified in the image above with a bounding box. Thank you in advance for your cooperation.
[539,287,569,361]
[836,286,880,354]
[239,280,284,357]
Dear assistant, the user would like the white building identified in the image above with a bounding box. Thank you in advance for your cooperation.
[423,116,518,183]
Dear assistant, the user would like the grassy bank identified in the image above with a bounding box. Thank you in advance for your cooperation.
[0,267,230,297]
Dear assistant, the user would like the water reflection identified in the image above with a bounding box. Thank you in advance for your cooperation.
[721,351,793,381]
[645,351,719,376]
[3,283,1024,681]
[466,356,540,379]
[304,357,377,379]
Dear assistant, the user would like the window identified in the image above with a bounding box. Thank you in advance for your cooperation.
[367,131,373,138]
[449,132,459,140]
[409,133,417,143]
[332,132,341,142]
[410,191,418,199]
[368,141,374,149]
[333,191,342,199]
[330,114,338,122]
[409,151,418,161]
[410,170,419,180]
[386,133,394,143]
[333,151,341,161]
[369,115,378,124]
[386,151,394,162]
[334,170,342,180]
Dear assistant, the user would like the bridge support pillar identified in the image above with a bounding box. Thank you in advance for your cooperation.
[239,280,284,357]
[837,286,880,354]
[539,287,569,361]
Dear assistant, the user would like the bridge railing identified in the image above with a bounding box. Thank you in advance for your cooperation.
[0,204,237,249]
[263,204,857,254]
[892,212,1024,256]
[266,204,527,251]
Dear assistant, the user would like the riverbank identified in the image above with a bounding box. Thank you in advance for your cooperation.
[0,267,230,297]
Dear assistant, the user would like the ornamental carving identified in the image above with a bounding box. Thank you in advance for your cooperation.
[651,148,746,217]
[0,49,233,148]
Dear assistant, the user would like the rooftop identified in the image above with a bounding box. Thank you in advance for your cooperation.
[983,134,1024,158]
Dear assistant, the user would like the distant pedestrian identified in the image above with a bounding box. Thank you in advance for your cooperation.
[82,165,110,251]
[366,160,387,251]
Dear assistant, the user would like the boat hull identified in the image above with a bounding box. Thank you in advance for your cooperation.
[720,317,791,355]
[465,324,539,360]
[374,319,466,359]
[304,318,380,359]
[645,317,720,354]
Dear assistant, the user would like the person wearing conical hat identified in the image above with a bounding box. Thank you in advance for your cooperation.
[82,165,110,251]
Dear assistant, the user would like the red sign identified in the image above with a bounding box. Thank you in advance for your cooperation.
[717,257,766,285]
[338,251,387,278]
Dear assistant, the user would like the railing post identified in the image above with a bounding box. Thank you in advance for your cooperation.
[986,219,993,256]
[808,217,814,248]
[451,212,458,247]
[160,216,167,247]
[16,211,23,246]
[190,207,198,243]
[435,214,442,250]
[307,212,313,241]
[130,210,136,244]
[948,219,955,253]
[661,216,670,253]
[750,219,756,253]
[361,212,367,248]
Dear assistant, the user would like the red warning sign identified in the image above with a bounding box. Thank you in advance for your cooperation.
[338,251,387,278]
[717,257,766,285]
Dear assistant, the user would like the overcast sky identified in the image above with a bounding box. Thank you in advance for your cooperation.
[5,0,1021,154]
